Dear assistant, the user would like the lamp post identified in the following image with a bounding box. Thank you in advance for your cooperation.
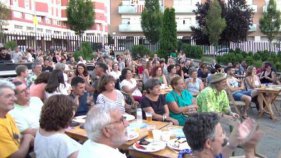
[33,14,38,51]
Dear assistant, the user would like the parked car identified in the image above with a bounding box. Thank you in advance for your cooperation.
[216,48,230,56]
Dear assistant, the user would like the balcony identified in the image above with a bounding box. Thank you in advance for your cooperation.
[249,24,257,32]
[177,24,197,32]
[249,5,257,13]
[118,5,164,14]
[118,5,138,14]
[174,6,197,14]
[119,24,142,32]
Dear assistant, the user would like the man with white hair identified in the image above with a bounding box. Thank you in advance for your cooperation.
[0,80,34,158]
[78,103,129,158]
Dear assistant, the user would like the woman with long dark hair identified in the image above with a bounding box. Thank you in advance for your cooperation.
[45,70,69,98]
[75,63,90,84]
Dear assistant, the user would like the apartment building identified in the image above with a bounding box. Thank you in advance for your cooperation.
[110,0,278,42]
[1,0,109,37]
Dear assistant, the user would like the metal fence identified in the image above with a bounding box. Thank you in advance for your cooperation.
[0,32,280,54]
[0,33,106,52]
[200,41,281,55]
[0,33,161,53]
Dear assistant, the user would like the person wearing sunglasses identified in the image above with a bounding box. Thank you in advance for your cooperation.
[78,103,129,158]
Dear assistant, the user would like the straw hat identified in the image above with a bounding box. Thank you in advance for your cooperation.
[210,73,227,84]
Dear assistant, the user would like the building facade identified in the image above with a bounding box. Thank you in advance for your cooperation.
[1,0,109,37]
[110,0,280,42]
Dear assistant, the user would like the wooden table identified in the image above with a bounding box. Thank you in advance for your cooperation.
[256,87,281,120]
[65,120,170,150]
[128,125,186,158]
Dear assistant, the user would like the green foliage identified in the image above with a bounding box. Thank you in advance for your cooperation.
[74,42,93,61]
[222,0,254,42]
[192,0,253,44]
[141,0,163,44]
[131,45,151,59]
[160,8,177,54]
[204,0,226,46]
[182,44,203,59]
[0,2,11,32]
[4,41,17,50]
[259,0,281,43]
[216,49,281,71]
[66,0,94,35]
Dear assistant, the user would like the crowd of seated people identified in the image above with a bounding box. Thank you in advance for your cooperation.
[1,47,279,157]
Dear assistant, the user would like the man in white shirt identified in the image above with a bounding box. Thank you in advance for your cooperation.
[11,47,23,63]
[9,81,43,136]
[78,103,129,158]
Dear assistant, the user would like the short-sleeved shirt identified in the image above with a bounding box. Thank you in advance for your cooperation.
[96,90,125,113]
[0,114,20,158]
[165,90,193,126]
[140,95,166,115]
[9,97,43,132]
[35,131,81,158]
[78,140,127,158]
[196,87,230,113]
[186,78,203,96]
[120,79,142,97]
[69,92,89,116]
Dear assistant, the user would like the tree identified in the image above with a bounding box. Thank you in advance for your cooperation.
[204,0,226,46]
[191,0,225,45]
[222,0,254,43]
[259,0,281,46]
[141,0,163,44]
[0,2,11,33]
[159,8,177,57]
[66,0,94,35]
[192,0,253,45]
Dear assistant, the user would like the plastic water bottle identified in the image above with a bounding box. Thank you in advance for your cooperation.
[136,108,143,123]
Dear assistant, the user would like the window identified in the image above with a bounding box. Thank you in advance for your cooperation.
[45,18,51,24]
[13,11,22,18]
[26,26,34,31]
[121,18,130,24]
[25,14,33,20]
[37,28,43,32]
[14,25,23,29]
[54,31,60,34]
[46,29,52,34]
[24,0,30,9]
[13,0,18,7]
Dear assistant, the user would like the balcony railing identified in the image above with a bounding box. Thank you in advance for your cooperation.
[118,5,164,14]
[119,24,142,32]
[177,24,197,32]
[249,24,257,32]
[118,5,138,14]
[174,6,197,13]
[250,5,257,13]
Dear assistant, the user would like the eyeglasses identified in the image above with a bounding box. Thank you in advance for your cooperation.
[107,116,126,126]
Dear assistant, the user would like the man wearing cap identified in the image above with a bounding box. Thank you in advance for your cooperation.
[197,73,239,119]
